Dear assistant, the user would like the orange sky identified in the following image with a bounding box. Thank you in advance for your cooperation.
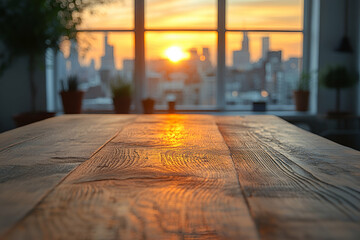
[66,0,303,69]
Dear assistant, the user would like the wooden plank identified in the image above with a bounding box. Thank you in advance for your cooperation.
[3,115,258,240]
[216,115,360,240]
[0,114,137,236]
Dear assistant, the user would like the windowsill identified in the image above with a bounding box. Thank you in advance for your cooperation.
[81,102,314,117]
[81,108,314,118]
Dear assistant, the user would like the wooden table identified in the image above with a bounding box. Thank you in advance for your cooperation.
[0,114,359,240]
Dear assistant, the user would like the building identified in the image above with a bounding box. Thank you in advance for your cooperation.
[233,32,251,71]
[99,32,117,97]
[262,36,270,60]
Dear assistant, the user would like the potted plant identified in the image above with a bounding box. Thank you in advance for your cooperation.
[293,72,310,111]
[142,98,155,114]
[0,0,104,127]
[252,101,267,112]
[111,75,132,114]
[319,65,358,115]
[60,76,84,114]
[168,101,176,113]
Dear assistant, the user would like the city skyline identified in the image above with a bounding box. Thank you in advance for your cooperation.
[56,0,304,109]
[60,31,302,70]
[68,0,303,69]
[60,31,301,108]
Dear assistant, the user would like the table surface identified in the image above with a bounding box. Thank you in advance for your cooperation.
[0,114,359,240]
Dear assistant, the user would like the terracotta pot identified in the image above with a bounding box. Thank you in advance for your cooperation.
[13,112,56,127]
[60,91,84,114]
[168,101,176,113]
[113,96,131,114]
[252,101,267,112]
[142,98,155,114]
[293,90,309,111]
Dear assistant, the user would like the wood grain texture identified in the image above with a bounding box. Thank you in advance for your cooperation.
[3,115,258,240]
[0,114,137,236]
[216,115,360,240]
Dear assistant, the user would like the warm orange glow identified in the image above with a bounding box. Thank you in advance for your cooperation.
[160,116,187,147]
[261,90,269,98]
[164,46,188,63]
[67,1,303,68]
[157,114,197,147]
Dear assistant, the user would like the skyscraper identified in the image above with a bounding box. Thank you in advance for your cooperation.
[262,36,270,60]
[200,47,213,71]
[99,32,116,97]
[100,32,116,71]
[242,31,249,52]
[67,40,81,77]
[233,31,250,71]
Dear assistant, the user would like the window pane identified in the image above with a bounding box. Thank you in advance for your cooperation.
[227,0,303,30]
[59,32,134,111]
[226,32,302,107]
[146,0,217,29]
[78,0,134,29]
[145,32,217,108]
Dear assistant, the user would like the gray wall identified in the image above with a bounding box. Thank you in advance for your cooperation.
[0,46,47,132]
[311,0,359,114]
[357,0,360,115]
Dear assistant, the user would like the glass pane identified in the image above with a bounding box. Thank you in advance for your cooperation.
[145,32,217,108]
[227,0,303,30]
[78,0,133,29]
[226,32,302,107]
[58,32,134,111]
[146,0,217,29]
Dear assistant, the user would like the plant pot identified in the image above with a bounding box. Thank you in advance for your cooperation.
[293,90,309,111]
[252,101,267,112]
[113,96,131,114]
[142,98,155,114]
[326,111,351,117]
[13,112,56,128]
[168,101,176,113]
[60,91,84,114]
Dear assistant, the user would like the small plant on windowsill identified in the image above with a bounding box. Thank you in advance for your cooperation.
[293,72,310,111]
[142,98,155,114]
[60,75,84,114]
[111,75,132,114]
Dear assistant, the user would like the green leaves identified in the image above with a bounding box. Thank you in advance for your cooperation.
[319,65,358,89]
[0,0,115,75]
[297,72,310,91]
[110,75,132,98]
[61,75,79,92]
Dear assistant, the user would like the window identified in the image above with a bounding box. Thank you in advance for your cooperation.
[146,0,217,29]
[145,32,217,108]
[226,32,303,108]
[227,0,303,30]
[58,32,134,111]
[226,0,303,109]
[47,0,304,112]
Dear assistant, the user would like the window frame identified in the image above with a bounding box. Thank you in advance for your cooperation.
[60,0,306,112]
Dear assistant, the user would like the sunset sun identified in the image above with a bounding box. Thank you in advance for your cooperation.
[165,46,188,63]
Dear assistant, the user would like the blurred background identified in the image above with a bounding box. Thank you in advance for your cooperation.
[0,0,359,149]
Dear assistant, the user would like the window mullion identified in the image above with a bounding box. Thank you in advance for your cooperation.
[134,0,145,113]
[217,0,226,110]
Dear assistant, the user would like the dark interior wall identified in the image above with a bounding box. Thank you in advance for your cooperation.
[357,0,360,115]
[316,0,359,114]
[0,43,47,132]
